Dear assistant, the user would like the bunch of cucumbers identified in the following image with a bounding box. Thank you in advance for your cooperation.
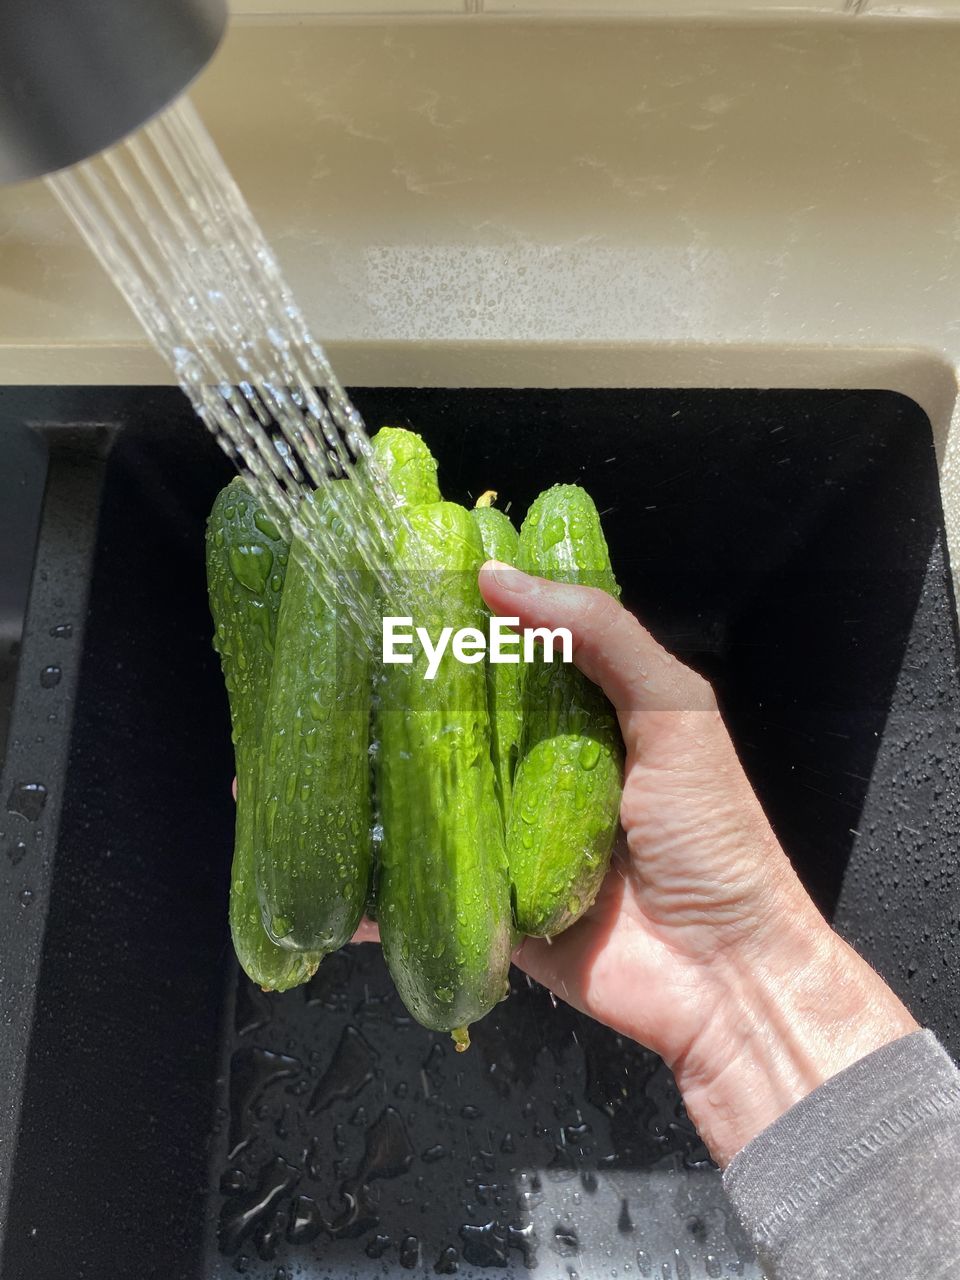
[206,427,623,1049]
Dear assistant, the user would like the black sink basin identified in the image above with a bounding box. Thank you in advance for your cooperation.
[0,386,957,1280]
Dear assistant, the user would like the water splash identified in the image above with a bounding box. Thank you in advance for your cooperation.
[46,97,421,639]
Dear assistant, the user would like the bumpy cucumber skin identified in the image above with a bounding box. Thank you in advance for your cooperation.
[470,503,521,822]
[508,484,624,938]
[205,478,321,991]
[255,491,372,952]
[376,502,513,1044]
[370,427,441,508]
[366,427,442,919]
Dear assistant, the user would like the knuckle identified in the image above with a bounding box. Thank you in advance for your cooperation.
[580,585,620,634]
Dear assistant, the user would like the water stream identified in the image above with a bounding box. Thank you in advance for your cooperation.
[46,95,417,636]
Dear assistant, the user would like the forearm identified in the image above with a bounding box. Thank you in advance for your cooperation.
[674,906,919,1167]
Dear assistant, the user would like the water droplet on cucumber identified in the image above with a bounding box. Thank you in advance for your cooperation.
[254,510,282,541]
[271,914,292,938]
[229,543,274,593]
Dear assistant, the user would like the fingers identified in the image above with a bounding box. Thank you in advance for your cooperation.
[478,561,712,727]
[513,931,591,1013]
[351,917,381,944]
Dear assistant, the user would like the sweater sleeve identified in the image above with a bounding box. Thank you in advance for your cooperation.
[722,1029,960,1280]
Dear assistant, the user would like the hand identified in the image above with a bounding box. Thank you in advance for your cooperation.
[473,561,918,1166]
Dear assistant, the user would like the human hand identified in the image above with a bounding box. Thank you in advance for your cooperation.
[474,561,918,1166]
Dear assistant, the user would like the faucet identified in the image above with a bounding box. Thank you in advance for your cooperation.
[0,0,227,184]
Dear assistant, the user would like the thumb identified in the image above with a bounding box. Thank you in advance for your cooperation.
[477,561,711,725]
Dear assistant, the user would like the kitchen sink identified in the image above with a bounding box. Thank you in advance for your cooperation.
[0,385,956,1280]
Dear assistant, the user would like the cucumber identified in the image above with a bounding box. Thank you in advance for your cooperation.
[470,492,521,821]
[366,426,442,921]
[376,502,513,1050]
[255,488,372,953]
[508,484,624,937]
[370,427,441,508]
[205,478,321,991]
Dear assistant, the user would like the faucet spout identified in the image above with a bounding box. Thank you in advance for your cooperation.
[0,0,227,184]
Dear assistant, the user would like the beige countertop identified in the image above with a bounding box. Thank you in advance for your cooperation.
[2,9,960,573]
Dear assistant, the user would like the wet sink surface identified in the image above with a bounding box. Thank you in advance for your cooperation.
[1,386,958,1280]
[0,423,46,775]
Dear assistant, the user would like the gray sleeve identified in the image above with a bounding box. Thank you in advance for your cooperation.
[722,1029,960,1280]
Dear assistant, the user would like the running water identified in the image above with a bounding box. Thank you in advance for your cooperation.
[46,96,417,635]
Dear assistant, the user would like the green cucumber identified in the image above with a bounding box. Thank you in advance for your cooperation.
[205,478,321,991]
[470,493,521,821]
[376,502,513,1050]
[370,427,441,508]
[366,426,442,920]
[508,484,624,937]
[255,489,372,953]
